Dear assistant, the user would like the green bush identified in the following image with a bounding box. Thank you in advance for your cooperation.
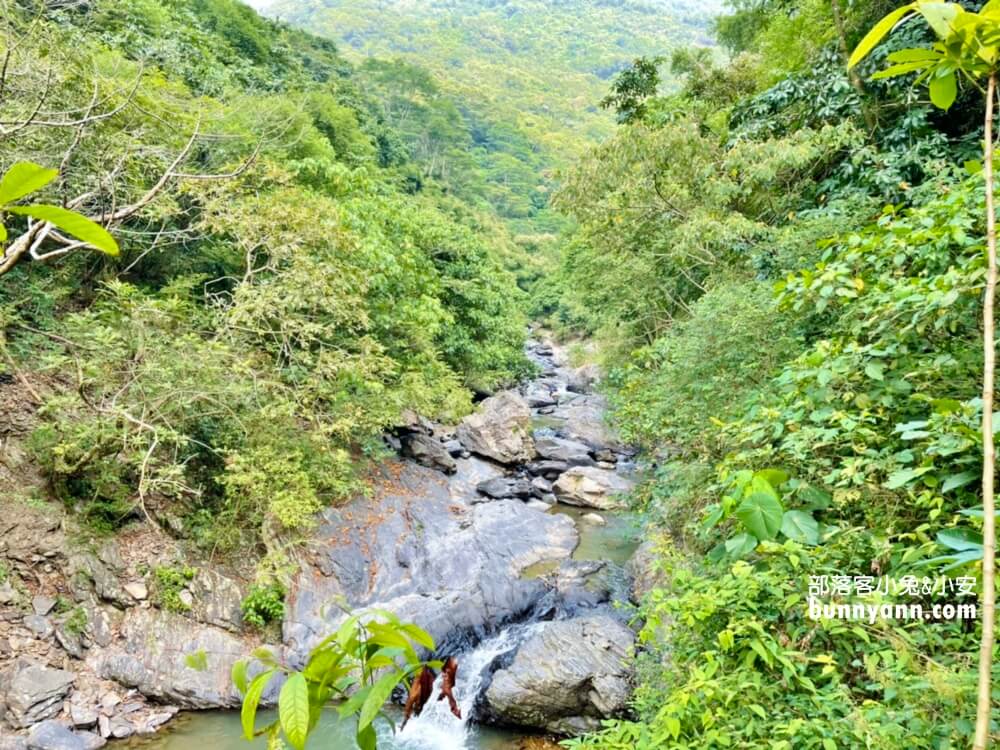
[240,583,286,630]
[154,565,197,613]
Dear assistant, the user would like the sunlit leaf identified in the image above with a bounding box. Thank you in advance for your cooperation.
[848,4,917,68]
[735,492,784,541]
[242,670,275,741]
[780,510,820,545]
[937,527,984,551]
[279,673,310,750]
[0,162,58,207]
[928,71,957,110]
[8,204,118,256]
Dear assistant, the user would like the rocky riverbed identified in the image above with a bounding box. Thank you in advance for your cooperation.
[0,336,649,750]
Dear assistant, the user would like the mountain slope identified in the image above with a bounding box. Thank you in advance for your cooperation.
[259,0,720,158]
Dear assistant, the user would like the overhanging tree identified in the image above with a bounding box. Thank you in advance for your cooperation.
[849,3,1000,746]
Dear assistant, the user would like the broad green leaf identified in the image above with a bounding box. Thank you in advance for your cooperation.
[303,649,345,683]
[666,716,681,739]
[917,2,961,38]
[251,647,278,667]
[735,492,784,541]
[356,723,377,750]
[748,475,779,501]
[278,673,311,750]
[960,506,1000,518]
[241,669,274,741]
[848,4,916,68]
[8,205,118,256]
[0,222,7,244]
[780,510,820,545]
[702,504,725,530]
[919,548,983,571]
[706,542,727,563]
[798,484,832,510]
[871,61,933,79]
[937,527,984,551]
[928,71,957,110]
[885,466,931,489]
[337,683,370,718]
[754,468,789,490]
[941,470,978,493]
[0,162,58,207]
[864,362,884,381]
[724,532,758,558]
[358,670,402,731]
[887,47,942,63]
[232,660,248,695]
[400,622,436,651]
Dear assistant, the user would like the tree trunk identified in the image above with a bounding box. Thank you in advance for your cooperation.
[830,0,876,131]
[975,71,998,750]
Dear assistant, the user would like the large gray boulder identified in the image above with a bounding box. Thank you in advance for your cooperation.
[400,433,457,475]
[524,383,558,408]
[552,394,621,451]
[533,436,594,467]
[485,615,635,734]
[188,569,246,632]
[566,364,601,394]
[455,392,533,464]
[283,461,578,657]
[89,609,262,708]
[553,467,633,510]
[475,477,534,500]
[0,733,27,750]
[1,662,75,728]
[26,721,88,750]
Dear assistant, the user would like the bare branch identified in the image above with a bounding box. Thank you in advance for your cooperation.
[0,64,144,130]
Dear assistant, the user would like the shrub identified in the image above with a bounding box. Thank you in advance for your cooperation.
[240,583,286,630]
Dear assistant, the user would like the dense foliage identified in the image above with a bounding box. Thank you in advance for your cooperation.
[0,0,530,572]
[549,0,1000,746]
[258,0,725,286]
[234,609,437,750]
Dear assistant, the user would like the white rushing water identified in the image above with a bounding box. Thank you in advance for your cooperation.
[386,624,538,750]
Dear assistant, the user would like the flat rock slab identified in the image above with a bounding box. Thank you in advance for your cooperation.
[1,662,76,728]
[27,720,91,750]
[553,466,634,510]
[533,436,594,466]
[89,610,270,709]
[476,477,534,500]
[284,460,578,657]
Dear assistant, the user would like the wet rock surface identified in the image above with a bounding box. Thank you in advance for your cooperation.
[90,609,252,708]
[284,459,579,656]
[484,615,635,734]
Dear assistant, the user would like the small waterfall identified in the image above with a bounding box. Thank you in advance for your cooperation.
[386,623,539,749]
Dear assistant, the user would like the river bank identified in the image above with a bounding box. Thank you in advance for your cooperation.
[0,336,646,750]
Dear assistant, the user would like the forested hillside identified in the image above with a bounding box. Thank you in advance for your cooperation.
[0,0,530,557]
[254,0,721,242]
